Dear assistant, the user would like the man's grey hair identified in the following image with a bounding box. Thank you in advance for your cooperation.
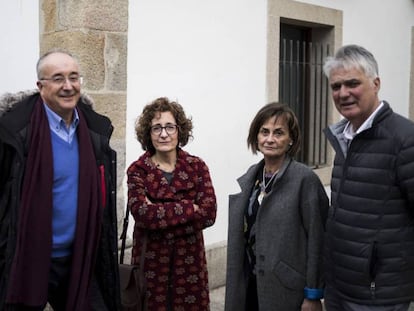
[323,44,379,79]
[36,48,79,79]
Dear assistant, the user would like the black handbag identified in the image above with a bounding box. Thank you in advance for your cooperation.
[119,205,147,311]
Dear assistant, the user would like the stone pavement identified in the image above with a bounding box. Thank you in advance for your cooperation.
[210,286,225,311]
[209,287,414,311]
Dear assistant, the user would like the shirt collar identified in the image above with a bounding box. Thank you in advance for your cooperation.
[343,101,384,140]
[43,102,79,131]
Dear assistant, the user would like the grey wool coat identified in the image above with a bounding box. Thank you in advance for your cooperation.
[225,157,329,311]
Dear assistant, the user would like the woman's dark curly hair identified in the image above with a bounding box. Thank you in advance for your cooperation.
[135,97,193,153]
[247,102,301,157]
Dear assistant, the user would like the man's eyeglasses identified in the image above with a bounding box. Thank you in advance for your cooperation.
[150,124,178,136]
[39,75,83,86]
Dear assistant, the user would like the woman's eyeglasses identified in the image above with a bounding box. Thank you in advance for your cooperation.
[150,124,178,136]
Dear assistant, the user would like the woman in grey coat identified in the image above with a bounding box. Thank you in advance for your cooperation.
[225,103,329,311]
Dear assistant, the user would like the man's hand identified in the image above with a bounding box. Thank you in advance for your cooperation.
[301,298,322,311]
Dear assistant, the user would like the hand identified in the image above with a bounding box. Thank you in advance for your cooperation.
[301,298,322,311]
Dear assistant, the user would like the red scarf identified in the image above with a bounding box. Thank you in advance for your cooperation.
[6,98,103,310]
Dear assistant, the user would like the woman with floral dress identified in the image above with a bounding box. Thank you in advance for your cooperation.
[127,97,217,311]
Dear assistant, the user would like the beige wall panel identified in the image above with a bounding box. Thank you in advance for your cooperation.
[105,33,128,91]
[59,0,128,32]
[40,30,106,91]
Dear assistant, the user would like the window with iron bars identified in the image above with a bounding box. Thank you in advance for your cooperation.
[279,24,330,168]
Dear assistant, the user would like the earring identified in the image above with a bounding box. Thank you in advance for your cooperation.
[289,142,293,146]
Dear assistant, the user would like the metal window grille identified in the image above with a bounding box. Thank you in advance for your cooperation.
[279,39,330,167]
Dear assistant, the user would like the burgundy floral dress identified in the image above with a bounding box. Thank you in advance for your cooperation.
[127,149,217,311]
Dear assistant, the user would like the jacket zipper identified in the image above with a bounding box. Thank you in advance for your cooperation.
[369,241,378,300]
[370,281,376,299]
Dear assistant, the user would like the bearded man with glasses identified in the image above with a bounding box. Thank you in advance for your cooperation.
[0,49,121,310]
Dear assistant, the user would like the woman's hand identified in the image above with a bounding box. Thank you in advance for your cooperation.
[301,298,322,311]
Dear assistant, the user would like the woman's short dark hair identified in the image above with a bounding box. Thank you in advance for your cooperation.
[135,97,193,153]
[247,102,301,157]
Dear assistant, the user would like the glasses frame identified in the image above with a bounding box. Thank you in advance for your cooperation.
[150,124,178,136]
[39,75,83,86]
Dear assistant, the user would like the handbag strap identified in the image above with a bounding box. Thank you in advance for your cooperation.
[119,205,147,267]
[119,204,130,264]
[119,205,148,297]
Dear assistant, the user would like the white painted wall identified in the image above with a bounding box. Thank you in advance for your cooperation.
[127,0,414,246]
[127,0,267,245]
[0,1,39,94]
[296,0,414,116]
[3,0,413,248]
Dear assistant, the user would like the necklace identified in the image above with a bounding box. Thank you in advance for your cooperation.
[257,167,278,205]
[152,156,177,173]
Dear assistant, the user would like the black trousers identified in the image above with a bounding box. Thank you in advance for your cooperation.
[245,275,259,310]
[8,256,107,311]
[324,285,410,311]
